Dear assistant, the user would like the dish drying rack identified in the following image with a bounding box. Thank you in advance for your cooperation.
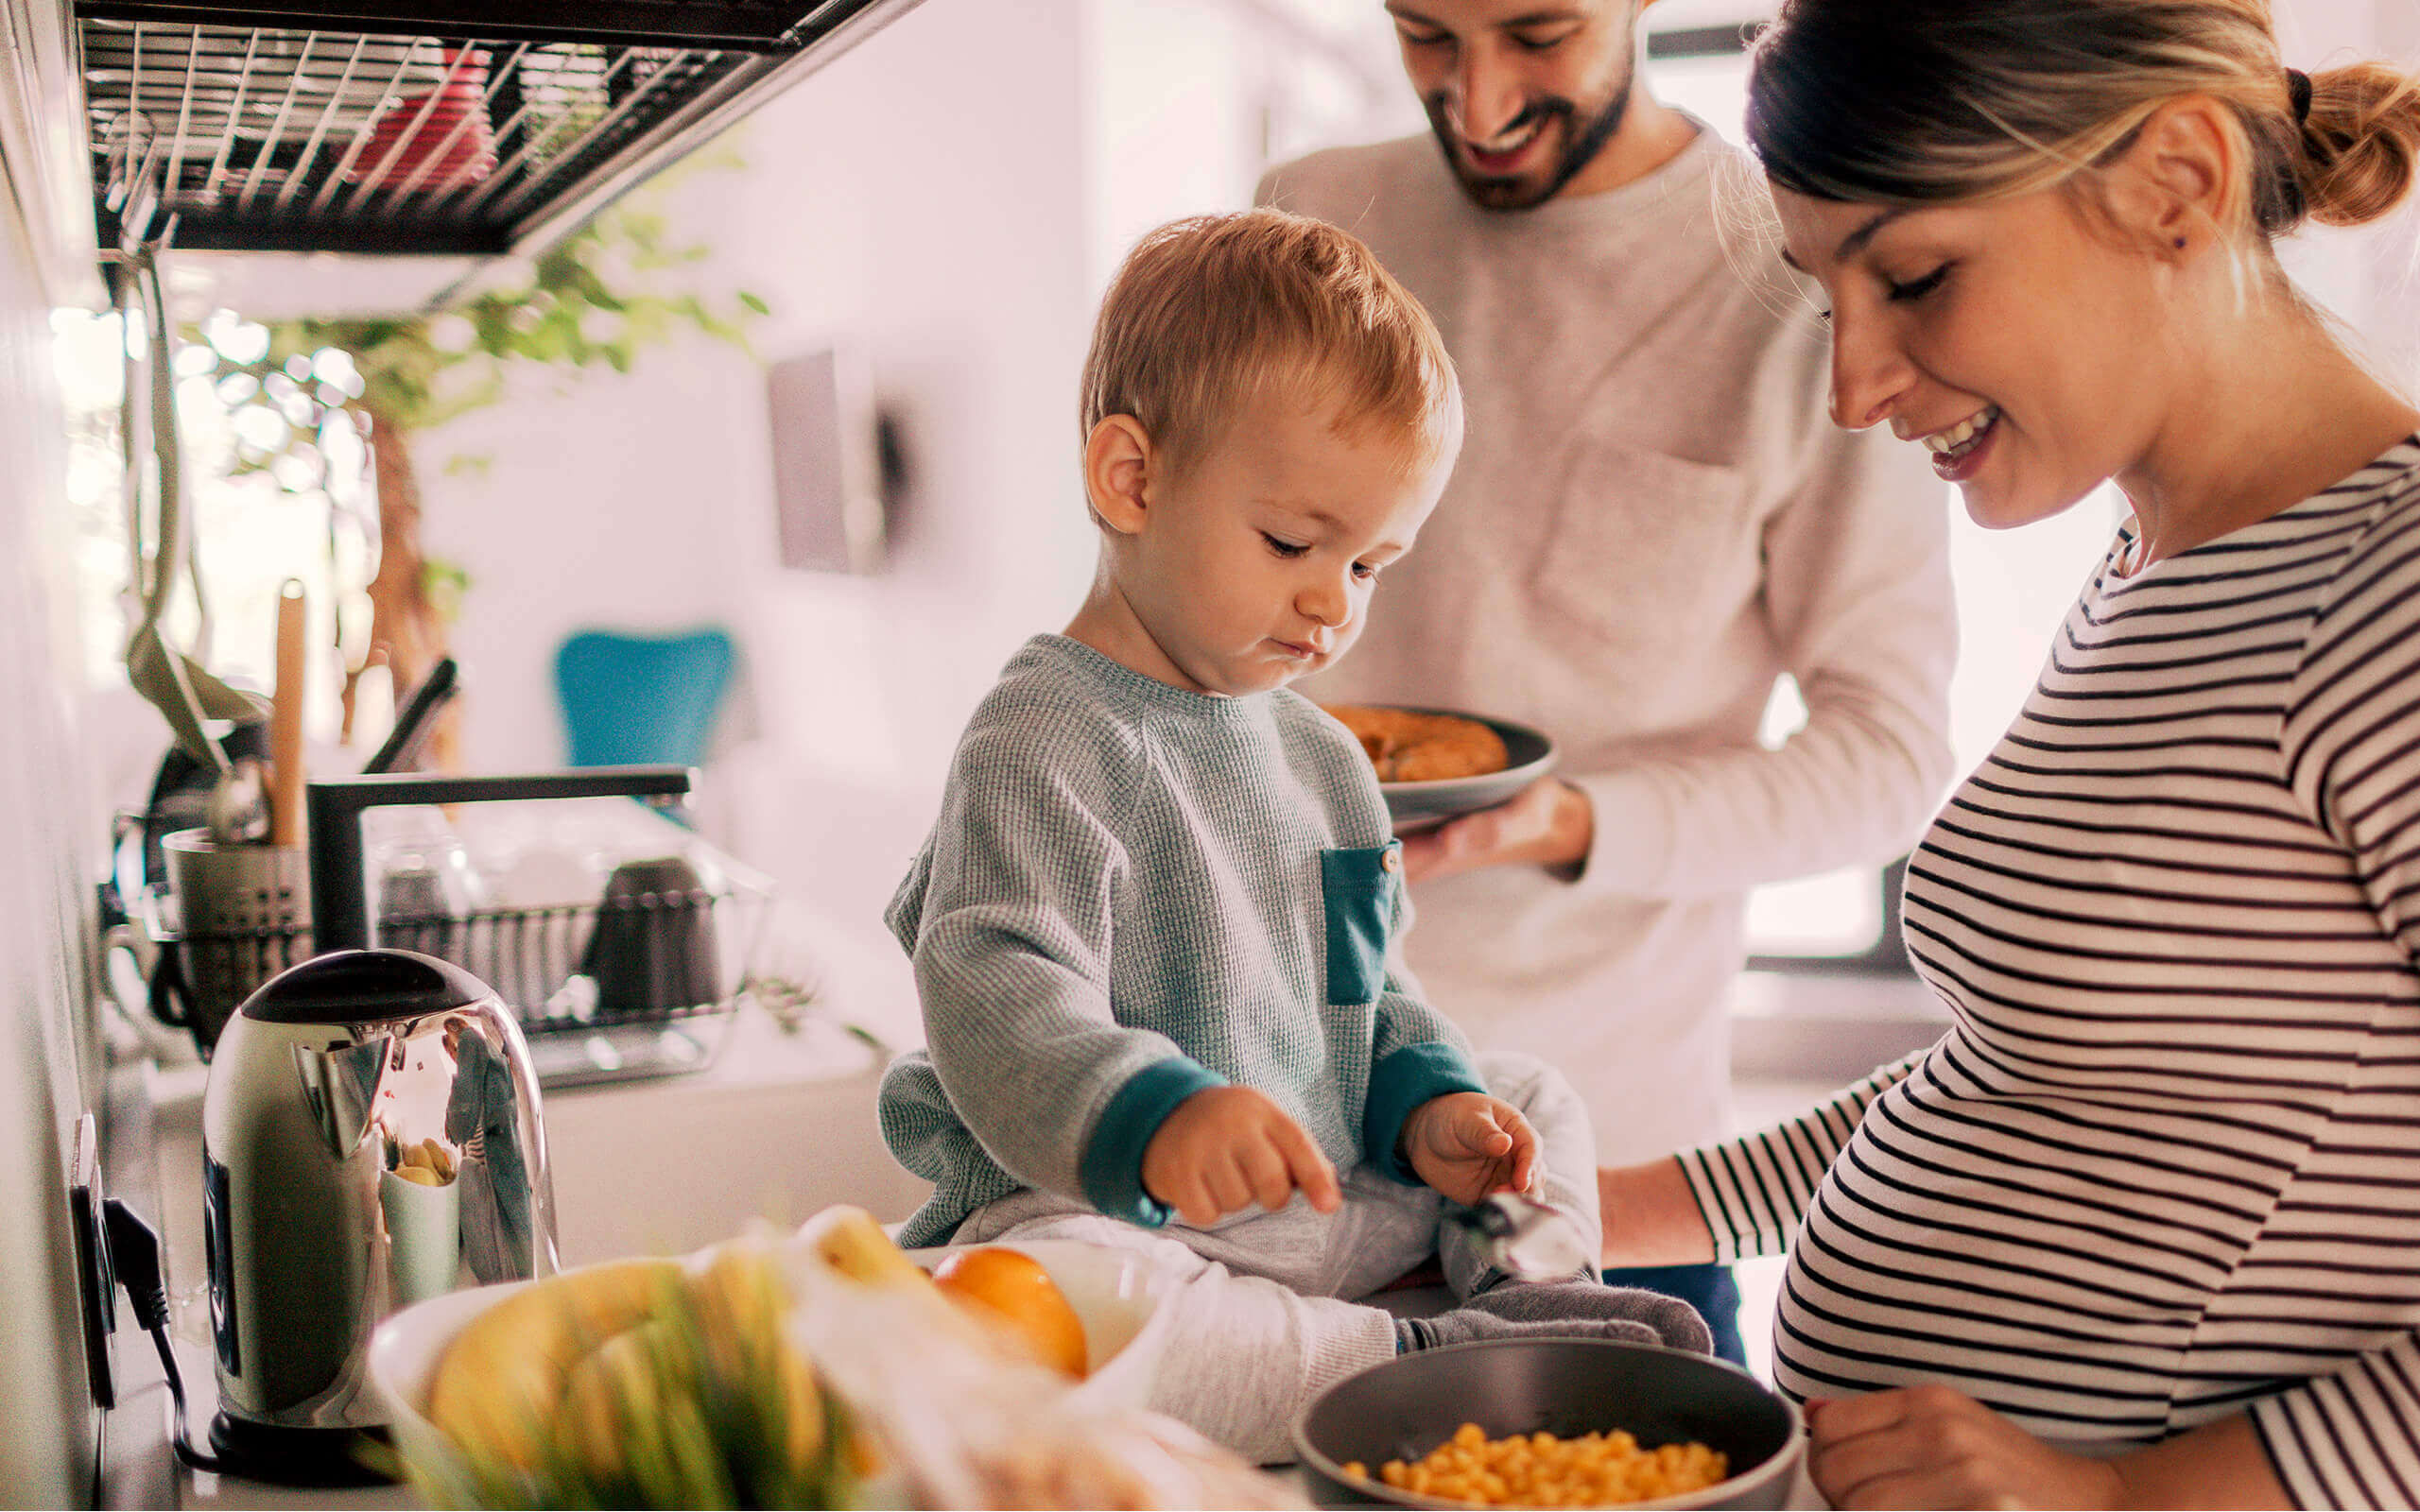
[143,859,775,1085]
[145,765,793,1086]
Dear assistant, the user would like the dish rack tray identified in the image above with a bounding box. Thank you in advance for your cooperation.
[144,854,774,1051]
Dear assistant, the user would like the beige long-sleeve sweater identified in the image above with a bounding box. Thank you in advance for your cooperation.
[1259,127,1959,1160]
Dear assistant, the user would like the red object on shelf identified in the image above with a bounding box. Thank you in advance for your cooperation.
[347,48,497,195]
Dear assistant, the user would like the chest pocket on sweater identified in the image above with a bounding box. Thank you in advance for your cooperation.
[1530,438,1755,657]
[1322,843,1401,1005]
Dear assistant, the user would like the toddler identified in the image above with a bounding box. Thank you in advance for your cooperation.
[878,209,1707,1461]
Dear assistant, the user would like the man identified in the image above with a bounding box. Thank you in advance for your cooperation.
[1259,0,1957,1363]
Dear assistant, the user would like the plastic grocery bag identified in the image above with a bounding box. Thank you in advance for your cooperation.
[778,1237,1303,1510]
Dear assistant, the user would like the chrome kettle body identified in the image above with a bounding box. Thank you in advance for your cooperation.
[200,948,558,1474]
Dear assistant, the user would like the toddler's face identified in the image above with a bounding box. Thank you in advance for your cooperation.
[1116,387,1447,697]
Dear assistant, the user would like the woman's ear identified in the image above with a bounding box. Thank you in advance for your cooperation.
[2105,94,2242,256]
[1084,414,1154,536]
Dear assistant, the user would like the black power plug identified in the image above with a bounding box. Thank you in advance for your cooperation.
[101,1196,227,1475]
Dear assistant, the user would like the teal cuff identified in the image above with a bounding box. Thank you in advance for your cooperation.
[1365,1041,1487,1184]
[1079,1057,1228,1228]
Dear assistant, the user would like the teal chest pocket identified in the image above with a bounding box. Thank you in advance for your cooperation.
[1322,843,1401,1005]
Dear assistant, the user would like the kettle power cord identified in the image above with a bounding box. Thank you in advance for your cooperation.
[100,1197,233,1476]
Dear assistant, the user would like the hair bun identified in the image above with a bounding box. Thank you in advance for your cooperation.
[2299,60,2420,227]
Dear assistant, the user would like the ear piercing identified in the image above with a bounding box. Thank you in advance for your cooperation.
[2174,236,2187,249]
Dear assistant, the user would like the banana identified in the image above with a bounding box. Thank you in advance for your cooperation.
[792,1204,935,1291]
[688,1238,827,1482]
[394,1140,455,1184]
[423,1214,931,1502]
[553,1316,674,1483]
[427,1257,683,1470]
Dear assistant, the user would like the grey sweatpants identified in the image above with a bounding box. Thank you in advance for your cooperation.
[955,1051,1601,1463]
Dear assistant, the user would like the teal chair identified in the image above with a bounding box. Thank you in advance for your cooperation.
[554,627,736,770]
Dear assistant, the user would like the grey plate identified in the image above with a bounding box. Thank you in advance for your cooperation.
[1295,1338,1806,1510]
[1369,710,1558,832]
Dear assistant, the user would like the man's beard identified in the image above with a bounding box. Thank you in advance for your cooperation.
[1425,68,1634,212]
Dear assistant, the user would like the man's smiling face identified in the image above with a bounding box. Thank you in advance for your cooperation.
[1389,0,1644,210]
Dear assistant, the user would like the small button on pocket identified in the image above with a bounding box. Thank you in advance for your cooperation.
[1322,843,1401,1005]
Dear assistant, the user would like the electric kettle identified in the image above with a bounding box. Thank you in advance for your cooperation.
[199,948,558,1484]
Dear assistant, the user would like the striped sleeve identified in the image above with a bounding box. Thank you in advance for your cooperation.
[2253,1338,2420,1509]
[2260,482,2420,1505]
[1674,1054,1924,1263]
[2286,482,2420,963]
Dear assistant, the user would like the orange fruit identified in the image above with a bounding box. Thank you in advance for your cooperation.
[929,1246,1088,1378]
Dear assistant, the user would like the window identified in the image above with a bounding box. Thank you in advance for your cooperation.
[54,304,372,747]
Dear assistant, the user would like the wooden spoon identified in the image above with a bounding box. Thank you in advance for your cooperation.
[269,579,307,849]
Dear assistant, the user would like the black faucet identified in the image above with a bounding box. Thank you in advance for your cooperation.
[305,765,697,953]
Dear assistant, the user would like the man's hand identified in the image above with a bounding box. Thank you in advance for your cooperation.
[1402,1091,1539,1204]
[1399,778,1594,884]
[1806,1386,2125,1509]
[1140,1086,1342,1228]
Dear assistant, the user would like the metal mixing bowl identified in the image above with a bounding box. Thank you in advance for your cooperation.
[1294,1339,1805,1510]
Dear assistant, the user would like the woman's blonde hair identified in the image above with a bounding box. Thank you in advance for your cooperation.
[1745,0,2420,240]
[1080,209,1460,482]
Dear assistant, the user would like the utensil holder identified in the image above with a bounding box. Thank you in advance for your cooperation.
[159,829,311,1056]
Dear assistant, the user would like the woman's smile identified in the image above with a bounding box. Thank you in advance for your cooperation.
[1913,404,2002,481]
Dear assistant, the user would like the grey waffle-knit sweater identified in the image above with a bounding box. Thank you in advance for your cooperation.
[880,635,1485,1247]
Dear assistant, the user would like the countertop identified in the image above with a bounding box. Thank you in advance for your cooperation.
[103,994,930,1509]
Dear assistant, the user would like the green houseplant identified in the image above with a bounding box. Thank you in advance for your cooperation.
[195,158,765,763]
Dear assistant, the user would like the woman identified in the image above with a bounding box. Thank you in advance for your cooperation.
[1598,2,2420,1506]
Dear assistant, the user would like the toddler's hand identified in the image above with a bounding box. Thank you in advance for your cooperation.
[1403,1092,1538,1206]
[1141,1086,1343,1228]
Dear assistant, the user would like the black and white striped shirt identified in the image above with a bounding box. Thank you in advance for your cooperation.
[1682,438,2420,1508]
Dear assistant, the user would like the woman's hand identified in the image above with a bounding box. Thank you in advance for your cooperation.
[1809,1385,2291,1509]
[1140,1086,1342,1228]
[1402,1091,1539,1204]
[1400,778,1594,884]
[1807,1386,2124,1509]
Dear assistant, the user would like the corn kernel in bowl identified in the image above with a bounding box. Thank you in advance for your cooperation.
[1343,1421,1727,1508]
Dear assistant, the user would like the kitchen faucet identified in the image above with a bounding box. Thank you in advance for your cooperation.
[305,765,697,954]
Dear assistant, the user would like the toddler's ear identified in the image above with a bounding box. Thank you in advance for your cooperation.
[1084,414,1155,536]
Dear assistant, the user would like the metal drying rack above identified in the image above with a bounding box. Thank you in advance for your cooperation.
[78,0,922,262]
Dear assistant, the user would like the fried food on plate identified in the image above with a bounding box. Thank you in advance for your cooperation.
[1326,705,1510,783]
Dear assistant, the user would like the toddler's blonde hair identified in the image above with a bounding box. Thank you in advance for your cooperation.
[1080,209,1459,484]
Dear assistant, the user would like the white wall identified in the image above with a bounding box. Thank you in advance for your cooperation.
[1088,0,1256,278]
[2362,0,2420,388]
[2274,0,2420,387]
[0,61,104,1512]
